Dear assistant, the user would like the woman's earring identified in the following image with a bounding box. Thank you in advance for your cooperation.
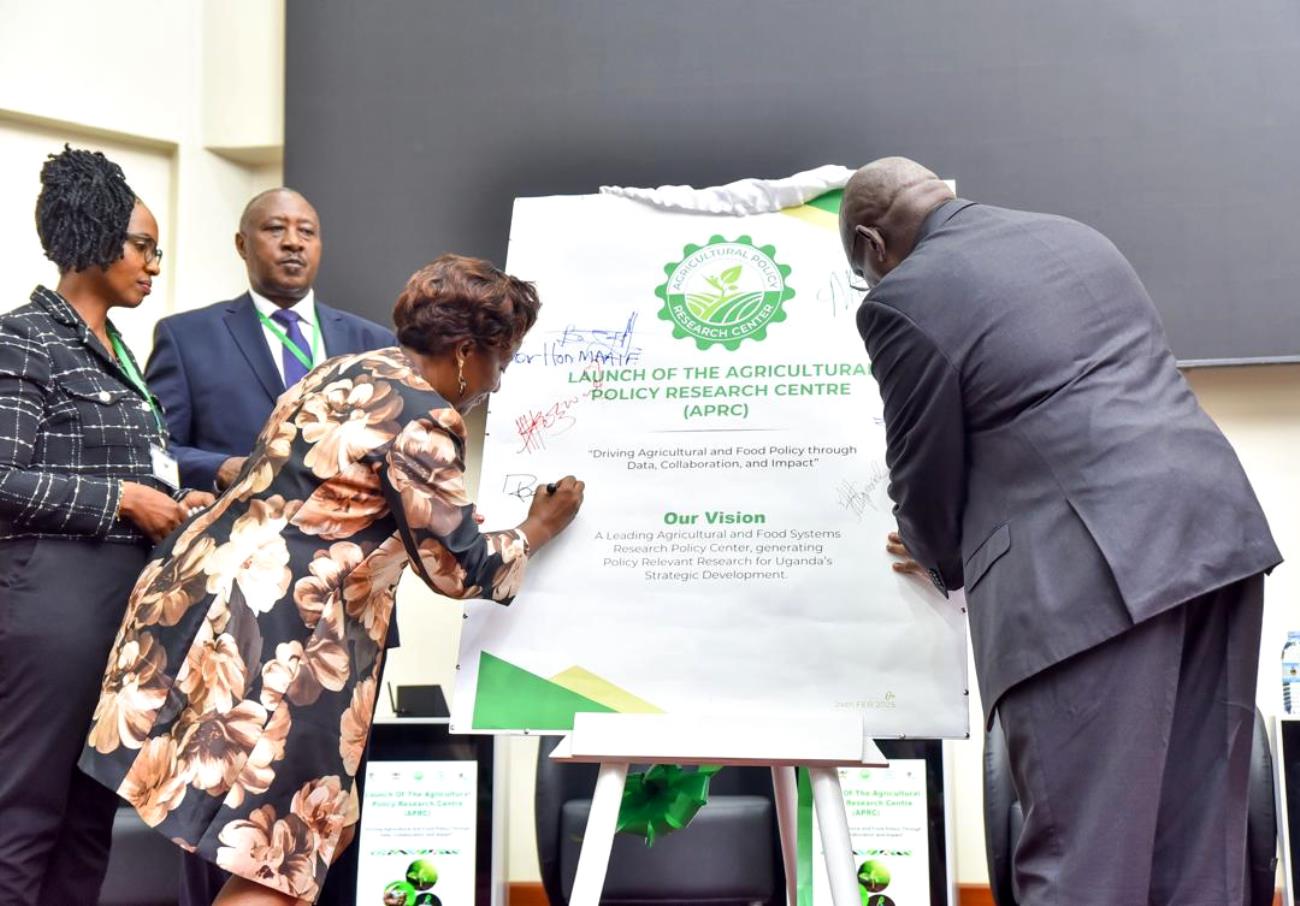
[457,360,468,397]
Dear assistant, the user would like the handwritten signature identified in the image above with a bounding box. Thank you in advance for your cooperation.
[835,461,890,520]
[516,397,581,453]
[558,311,638,353]
[515,312,643,369]
[502,473,539,501]
[817,270,867,320]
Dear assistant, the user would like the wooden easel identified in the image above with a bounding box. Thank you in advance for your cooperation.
[549,712,887,906]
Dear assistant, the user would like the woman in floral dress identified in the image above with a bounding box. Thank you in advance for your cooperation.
[78,255,585,904]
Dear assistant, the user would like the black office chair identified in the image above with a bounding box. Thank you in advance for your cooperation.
[535,737,785,905]
[984,707,1278,906]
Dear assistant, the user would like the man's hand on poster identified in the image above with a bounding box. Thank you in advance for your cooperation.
[886,530,926,576]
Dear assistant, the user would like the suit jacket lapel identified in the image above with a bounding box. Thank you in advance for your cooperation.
[315,300,350,357]
[86,328,130,384]
[32,287,128,384]
[224,294,284,401]
[103,319,156,404]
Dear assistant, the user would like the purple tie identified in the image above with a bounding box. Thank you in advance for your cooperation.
[270,309,310,388]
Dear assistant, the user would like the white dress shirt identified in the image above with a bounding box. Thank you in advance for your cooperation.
[249,288,323,384]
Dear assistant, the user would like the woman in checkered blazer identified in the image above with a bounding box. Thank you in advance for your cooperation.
[0,146,213,903]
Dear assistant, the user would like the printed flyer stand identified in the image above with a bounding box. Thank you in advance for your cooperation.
[805,744,956,906]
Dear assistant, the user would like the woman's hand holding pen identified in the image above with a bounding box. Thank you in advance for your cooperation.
[520,476,585,552]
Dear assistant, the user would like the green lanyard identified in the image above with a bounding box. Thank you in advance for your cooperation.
[256,310,321,371]
[106,326,167,438]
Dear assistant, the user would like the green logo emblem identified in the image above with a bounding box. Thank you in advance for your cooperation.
[383,857,440,904]
[655,235,794,350]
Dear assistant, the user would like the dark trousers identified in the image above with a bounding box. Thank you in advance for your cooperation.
[0,538,147,905]
[997,573,1265,906]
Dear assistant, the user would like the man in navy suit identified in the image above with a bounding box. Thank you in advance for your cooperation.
[146,187,395,491]
[145,188,395,906]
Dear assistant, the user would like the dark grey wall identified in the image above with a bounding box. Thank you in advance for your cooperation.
[286,0,1300,364]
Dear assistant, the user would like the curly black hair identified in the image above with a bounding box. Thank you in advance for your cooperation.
[35,144,136,273]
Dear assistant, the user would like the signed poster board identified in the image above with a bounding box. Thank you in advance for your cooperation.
[450,190,967,740]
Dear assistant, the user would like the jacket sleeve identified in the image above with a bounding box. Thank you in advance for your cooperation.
[859,298,966,594]
[145,317,228,489]
[380,410,529,603]
[0,322,121,536]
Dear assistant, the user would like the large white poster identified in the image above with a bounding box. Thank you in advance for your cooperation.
[451,188,967,741]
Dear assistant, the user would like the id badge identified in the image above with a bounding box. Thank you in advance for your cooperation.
[150,444,180,490]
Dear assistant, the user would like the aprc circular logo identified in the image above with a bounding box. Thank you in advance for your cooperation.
[655,235,794,351]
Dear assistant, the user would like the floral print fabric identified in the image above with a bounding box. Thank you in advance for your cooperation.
[78,348,528,900]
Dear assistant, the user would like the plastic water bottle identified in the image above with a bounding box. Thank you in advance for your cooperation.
[1282,631,1300,715]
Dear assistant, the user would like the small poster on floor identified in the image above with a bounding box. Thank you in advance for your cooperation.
[355,760,478,906]
[807,760,932,905]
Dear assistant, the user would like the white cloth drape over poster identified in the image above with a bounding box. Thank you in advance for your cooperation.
[450,180,968,742]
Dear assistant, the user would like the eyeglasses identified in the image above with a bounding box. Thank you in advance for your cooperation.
[125,233,164,266]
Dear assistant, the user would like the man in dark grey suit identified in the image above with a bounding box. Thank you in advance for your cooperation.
[840,158,1281,905]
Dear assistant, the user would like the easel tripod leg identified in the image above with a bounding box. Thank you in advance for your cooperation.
[809,767,858,906]
[569,761,629,906]
[772,766,801,906]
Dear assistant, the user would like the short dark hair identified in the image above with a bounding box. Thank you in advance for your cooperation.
[239,186,313,234]
[393,254,541,355]
[35,145,136,273]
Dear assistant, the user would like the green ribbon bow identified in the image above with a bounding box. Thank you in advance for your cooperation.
[616,764,723,846]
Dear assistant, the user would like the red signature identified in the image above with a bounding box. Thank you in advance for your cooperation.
[516,397,580,453]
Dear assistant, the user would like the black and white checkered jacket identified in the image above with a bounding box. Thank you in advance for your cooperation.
[0,286,181,544]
